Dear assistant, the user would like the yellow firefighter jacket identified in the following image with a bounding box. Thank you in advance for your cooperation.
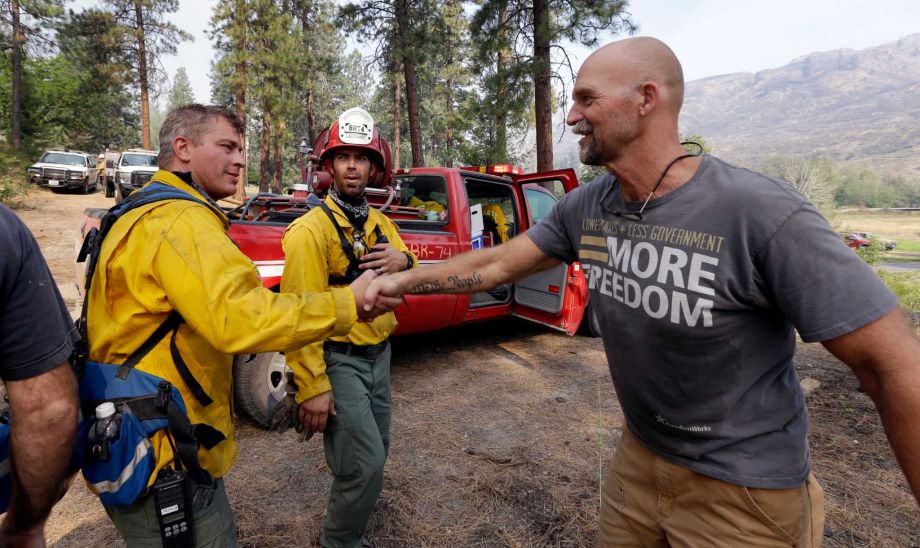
[281,195,415,404]
[86,170,357,484]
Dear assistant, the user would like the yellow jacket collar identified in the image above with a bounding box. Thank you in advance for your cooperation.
[149,170,229,228]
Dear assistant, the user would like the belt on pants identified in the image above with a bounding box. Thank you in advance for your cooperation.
[323,340,388,359]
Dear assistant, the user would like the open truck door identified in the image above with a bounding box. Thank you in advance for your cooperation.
[510,169,588,335]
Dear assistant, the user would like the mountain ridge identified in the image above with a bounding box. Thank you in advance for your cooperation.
[551,34,920,178]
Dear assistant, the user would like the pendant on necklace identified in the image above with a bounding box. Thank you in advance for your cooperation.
[352,229,367,258]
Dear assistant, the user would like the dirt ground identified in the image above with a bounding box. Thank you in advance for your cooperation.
[6,187,919,547]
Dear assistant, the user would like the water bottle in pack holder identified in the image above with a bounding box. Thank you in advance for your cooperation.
[88,402,121,462]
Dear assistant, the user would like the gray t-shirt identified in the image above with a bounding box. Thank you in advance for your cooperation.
[0,205,79,381]
[527,156,898,488]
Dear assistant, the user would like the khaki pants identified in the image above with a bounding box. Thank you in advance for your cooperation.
[600,428,824,547]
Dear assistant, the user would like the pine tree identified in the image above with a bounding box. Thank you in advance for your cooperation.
[2,0,63,150]
[472,1,634,170]
[340,0,440,167]
[102,0,192,149]
[167,67,195,111]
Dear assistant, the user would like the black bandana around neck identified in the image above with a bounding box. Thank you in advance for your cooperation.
[329,186,370,228]
[172,171,222,210]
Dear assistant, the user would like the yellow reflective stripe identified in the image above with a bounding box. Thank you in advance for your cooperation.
[91,438,152,494]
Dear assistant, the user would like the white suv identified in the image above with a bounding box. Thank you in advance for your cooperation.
[27,150,98,193]
[114,149,158,202]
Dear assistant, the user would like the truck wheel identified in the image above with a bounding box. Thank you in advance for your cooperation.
[233,352,291,428]
[579,298,603,338]
[114,185,124,203]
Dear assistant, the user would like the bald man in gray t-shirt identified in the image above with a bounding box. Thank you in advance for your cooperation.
[365,36,920,546]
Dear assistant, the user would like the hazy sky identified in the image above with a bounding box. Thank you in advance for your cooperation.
[105,0,920,103]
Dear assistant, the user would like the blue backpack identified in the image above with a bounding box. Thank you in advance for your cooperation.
[0,182,226,513]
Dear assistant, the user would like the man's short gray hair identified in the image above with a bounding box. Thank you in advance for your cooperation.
[157,104,244,168]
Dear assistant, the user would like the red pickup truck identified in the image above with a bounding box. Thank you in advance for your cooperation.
[80,164,595,427]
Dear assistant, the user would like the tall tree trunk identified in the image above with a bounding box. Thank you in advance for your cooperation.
[306,85,316,144]
[301,11,317,145]
[494,57,509,163]
[259,98,272,193]
[11,0,23,150]
[395,0,424,167]
[445,75,454,167]
[533,0,553,172]
[393,76,401,169]
[271,120,284,194]
[233,2,247,201]
[234,78,247,200]
[493,4,509,164]
[134,0,152,149]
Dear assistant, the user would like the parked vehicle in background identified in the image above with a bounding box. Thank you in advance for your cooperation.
[851,231,897,251]
[839,231,897,251]
[114,149,158,202]
[840,232,870,249]
[98,150,121,198]
[27,150,98,193]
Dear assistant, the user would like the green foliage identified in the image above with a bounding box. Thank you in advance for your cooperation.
[470,1,634,167]
[855,238,884,265]
[1,5,150,153]
[167,67,195,111]
[876,270,920,312]
[834,164,920,208]
[0,151,30,202]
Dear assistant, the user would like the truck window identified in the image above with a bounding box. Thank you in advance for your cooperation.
[38,152,85,167]
[120,154,158,167]
[523,188,556,223]
[464,178,518,246]
[394,174,450,229]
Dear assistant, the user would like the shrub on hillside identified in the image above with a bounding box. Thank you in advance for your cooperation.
[0,152,30,203]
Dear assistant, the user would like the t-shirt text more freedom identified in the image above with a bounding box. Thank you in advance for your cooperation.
[580,233,720,328]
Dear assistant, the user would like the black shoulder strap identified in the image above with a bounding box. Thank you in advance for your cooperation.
[76,182,216,407]
[318,203,386,286]
[319,202,361,285]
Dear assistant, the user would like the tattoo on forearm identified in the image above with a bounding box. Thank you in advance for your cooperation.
[409,272,484,294]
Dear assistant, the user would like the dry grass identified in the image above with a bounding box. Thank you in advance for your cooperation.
[834,210,920,247]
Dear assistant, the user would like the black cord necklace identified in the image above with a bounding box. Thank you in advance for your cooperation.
[602,144,703,222]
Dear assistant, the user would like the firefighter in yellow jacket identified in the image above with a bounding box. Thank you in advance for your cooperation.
[282,108,415,548]
[86,104,398,546]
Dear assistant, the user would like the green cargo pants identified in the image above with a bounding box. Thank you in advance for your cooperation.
[320,342,392,548]
[104,477,236,547]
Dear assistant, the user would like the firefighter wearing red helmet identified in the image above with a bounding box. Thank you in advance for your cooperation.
[281,108,416,548]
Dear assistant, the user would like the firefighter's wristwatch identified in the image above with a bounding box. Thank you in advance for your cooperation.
[403,252,414,270]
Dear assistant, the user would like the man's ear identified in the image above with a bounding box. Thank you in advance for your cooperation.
[173,136,193,163]
[637,82,659,117]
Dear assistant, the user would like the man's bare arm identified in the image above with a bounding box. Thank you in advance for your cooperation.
[0,361,78,539]
[365,233,560,305]
[821,308,920,504]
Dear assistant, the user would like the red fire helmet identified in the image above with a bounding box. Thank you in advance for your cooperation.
[313,107,394,189]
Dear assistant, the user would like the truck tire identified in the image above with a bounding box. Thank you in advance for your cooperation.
[232,352,292,428]
[579,298,603,338]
